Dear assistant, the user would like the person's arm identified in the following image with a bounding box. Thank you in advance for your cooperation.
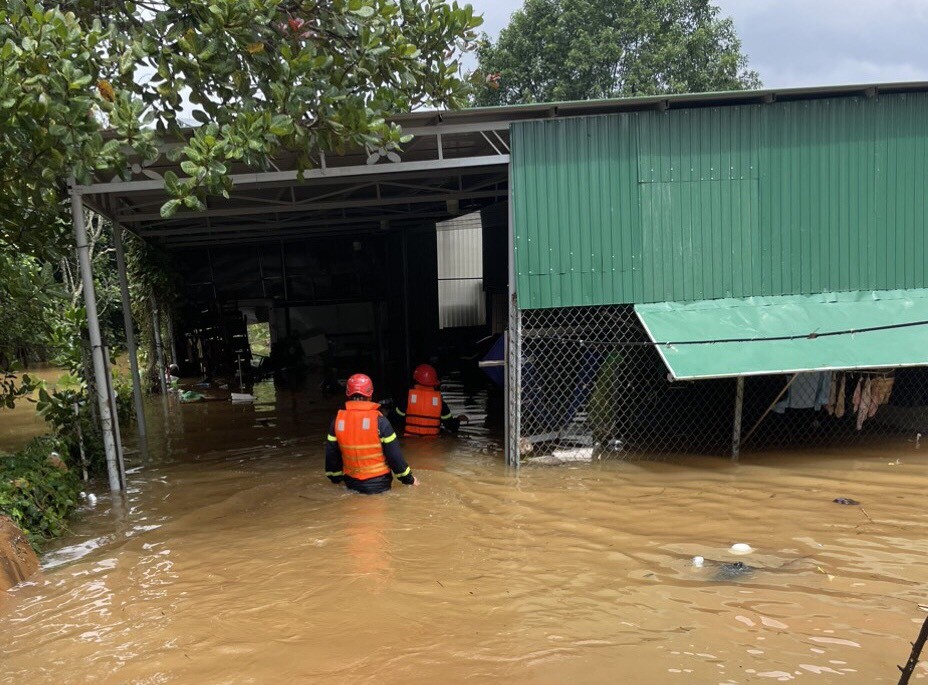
[440,401,462,434]
[324,419,344,483]
[389,401,407,432]
[378,416,416,485]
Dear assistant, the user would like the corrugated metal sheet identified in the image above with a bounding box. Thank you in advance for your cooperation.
[636,289,928,380]
[511,92,928,309]
[436,213,486,328]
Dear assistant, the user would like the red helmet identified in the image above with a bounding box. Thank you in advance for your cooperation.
[346,373,374,398]
[413,364,439,387]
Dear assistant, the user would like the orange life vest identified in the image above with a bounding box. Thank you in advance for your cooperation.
[404,386,442,437]
[335,401,391,480]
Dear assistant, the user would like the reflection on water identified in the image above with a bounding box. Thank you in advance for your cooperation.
[2,378,928,683]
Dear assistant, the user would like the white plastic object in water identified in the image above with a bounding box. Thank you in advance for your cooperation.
[693,556,705,568]
[87,493,98,506]
[231,393,256,403]
[551,447,594,462]
[730,543,753,555]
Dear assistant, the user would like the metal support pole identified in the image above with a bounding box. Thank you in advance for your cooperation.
[103,345,126,488]
[151,298,168,397]
[731,376,745,461]
[507,301,522,467]
[73,401,88,482]
[166,310,178,366]
[111,224,147,439]
[505,174,520,468]
[280,241,291,337]
[401,229,411,379]
[69,183,122,492]
[742,373,800,450]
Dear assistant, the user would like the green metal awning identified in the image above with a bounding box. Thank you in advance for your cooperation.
[634,289,928,381]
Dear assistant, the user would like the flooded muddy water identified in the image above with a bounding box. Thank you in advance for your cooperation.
[3,380,928,683]
[0,367,68,453]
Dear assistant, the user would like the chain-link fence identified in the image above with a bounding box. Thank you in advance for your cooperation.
[511,304,928,464]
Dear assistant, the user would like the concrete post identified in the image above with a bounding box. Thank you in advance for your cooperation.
[111,224,147,439]
[69,183,122,492]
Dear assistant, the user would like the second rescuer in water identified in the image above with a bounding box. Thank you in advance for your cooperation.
[391,364,467,437]
[325,373,418,494]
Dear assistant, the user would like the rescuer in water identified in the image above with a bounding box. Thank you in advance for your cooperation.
[391,364,467,437]
[325,373,418,494]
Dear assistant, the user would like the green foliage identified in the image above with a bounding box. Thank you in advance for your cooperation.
[1,0,483,250]
[473,0,760,106]
[0,435,81,546]
[0,252,63,368]
[0,365,38,410]
[247,322,271,358]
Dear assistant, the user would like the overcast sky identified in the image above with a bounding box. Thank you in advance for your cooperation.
[469,0,928,88]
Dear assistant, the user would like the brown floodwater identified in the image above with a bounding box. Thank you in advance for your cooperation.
[2,379,928,684]
[0,367,68,453]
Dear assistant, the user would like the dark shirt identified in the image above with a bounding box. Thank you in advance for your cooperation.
[325,414,415,495]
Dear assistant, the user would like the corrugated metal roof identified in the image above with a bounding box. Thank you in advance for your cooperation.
[389,80,928,128]
[512,91,928,309]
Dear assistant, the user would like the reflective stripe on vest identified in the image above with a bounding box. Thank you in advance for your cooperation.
[335,401,391,480]
[404,386,442,437]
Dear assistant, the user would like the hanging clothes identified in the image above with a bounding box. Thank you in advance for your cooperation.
[826,372,847,418]
[873,376,895,406]
[853,377,872,430]
[852,372,896,430]
[774,371,833,413]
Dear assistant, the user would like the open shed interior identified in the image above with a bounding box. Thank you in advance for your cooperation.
[79,106,523,416]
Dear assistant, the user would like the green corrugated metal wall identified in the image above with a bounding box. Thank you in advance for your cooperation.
[511,93,928,309]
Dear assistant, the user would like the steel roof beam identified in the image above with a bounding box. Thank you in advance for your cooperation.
[122,188,506,224]
[140,208,468,238]
[77,155,508,196]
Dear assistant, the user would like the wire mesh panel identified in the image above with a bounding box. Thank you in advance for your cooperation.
[515,305,928,463]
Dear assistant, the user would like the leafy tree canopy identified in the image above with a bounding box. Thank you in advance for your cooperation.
[473,0,760,107]
[0,0,483,258]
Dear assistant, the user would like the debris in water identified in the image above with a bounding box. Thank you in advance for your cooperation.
[730,543,753,555]
[231,393,256,404]
[692,556,705,568]
[833,498,860,505]
[526,448,593,466]
[86,493,97,506]
[715,561,754,581]
[815,566,835,581]
[552,447,593,462]
[603,439,624,453]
